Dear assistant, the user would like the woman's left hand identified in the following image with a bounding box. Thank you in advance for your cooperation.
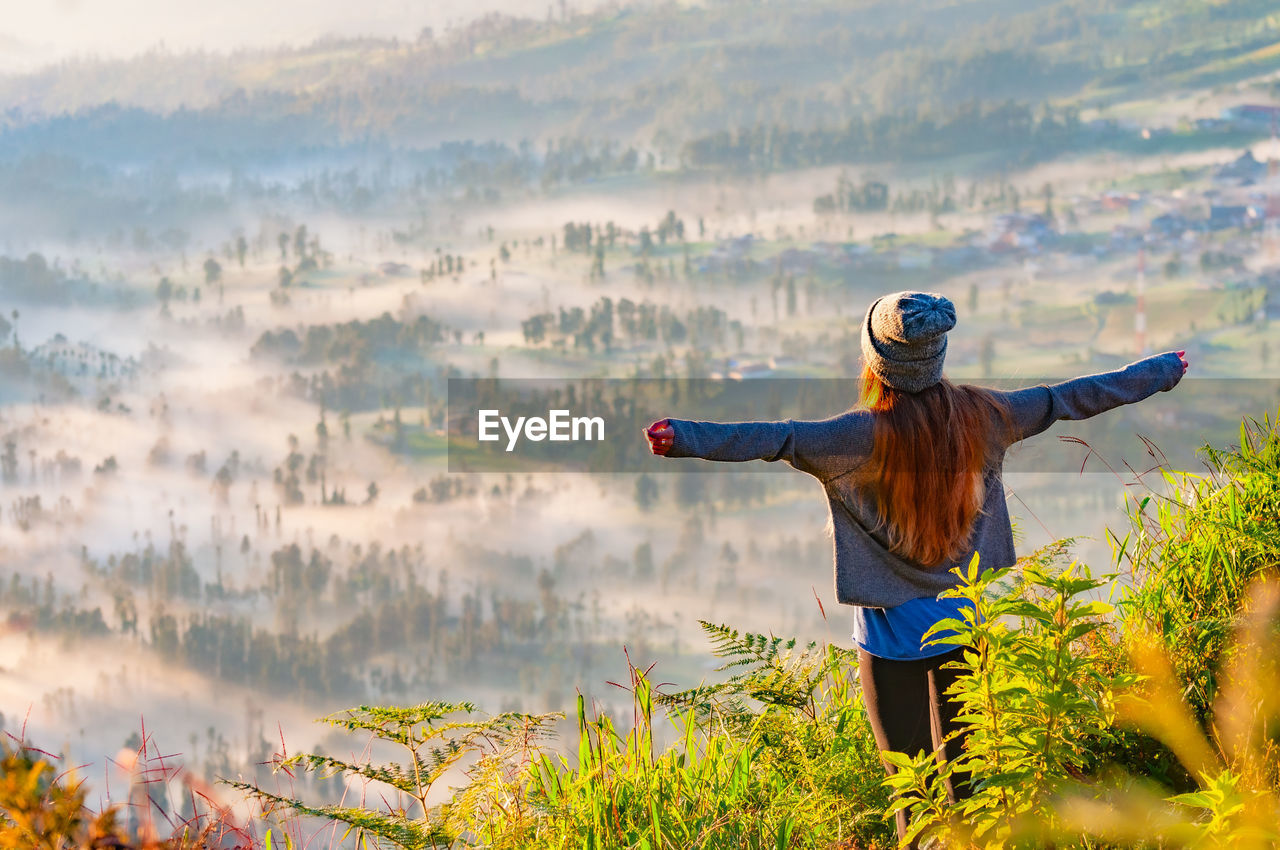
[645,419,674,455]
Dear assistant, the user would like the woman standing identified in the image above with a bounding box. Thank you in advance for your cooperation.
[644,290,1188,845]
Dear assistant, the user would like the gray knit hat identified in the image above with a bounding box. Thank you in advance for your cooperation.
[860,290,956,393]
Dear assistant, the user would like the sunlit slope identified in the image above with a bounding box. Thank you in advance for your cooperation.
[3,0,1279,149]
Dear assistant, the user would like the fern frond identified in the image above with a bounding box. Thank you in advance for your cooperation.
[277,753,422,797]
[228,781,454,849]
[318,702,479,743]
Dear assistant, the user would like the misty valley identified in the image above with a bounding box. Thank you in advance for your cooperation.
[3,1,1280,846]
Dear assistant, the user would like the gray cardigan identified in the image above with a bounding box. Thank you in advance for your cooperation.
[664,351,1186,608]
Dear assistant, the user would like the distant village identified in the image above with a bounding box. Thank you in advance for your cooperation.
[710,109,1280,315]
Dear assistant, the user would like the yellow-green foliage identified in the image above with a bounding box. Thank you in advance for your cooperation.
[1115,409,1280,718]
[0,739,128,849]
[0,736,252,849]
[1051,578,1280,849]
[471,645,893,849]
[239,632,894,849]
[881,545,1136,847]
[230,702,562,849]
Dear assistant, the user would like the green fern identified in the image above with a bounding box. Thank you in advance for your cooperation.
[657,621,853,720]
[227,702,561,849]
[224,783,453,849]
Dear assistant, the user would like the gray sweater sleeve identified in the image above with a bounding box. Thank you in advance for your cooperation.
[996,350,1185,444]
[664,409,874,481]
[663,351,1182,474]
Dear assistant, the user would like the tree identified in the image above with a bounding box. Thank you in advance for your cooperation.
[277,233,289,262]
[590,243,605,280]
[203,258,222,286]
[633,541,654,580]
[156,277,174,310]
[294,225,309,260]
[235,235,248,268]
[634,474,659,511]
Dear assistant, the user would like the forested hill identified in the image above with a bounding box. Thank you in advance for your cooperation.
[2,0,1279,163]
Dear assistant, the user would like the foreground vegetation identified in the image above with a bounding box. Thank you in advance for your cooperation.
[7,406,1280,848]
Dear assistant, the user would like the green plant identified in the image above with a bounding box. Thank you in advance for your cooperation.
[0,735,246,850]
[229,702,560,849]
[234,624,894,849]
[461,634,892,849]
[1053,578,1280,848]
[885,542,1135,848]
[0,738,126,850]
[657,621,853,721]
[1113,409,1280,719]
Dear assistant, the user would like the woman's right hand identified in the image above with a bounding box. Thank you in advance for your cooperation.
[645,419,674,455]
[1176,349,1189,373]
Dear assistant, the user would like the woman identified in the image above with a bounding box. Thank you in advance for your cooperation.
[643,290,1188,845]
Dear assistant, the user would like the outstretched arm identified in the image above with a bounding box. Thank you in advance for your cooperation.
[644,411,873,481]
[998,349,1188,444]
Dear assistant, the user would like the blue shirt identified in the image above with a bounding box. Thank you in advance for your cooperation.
[853,595,974,660]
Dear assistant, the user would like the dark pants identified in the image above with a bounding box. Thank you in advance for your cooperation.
[858,647,972,847]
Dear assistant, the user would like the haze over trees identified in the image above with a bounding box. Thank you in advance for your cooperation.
[3,0,1280,846]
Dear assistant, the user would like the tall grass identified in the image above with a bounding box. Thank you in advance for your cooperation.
[1113,409,1280,718]
[236,630,894,849]
[1054,578,1280,848]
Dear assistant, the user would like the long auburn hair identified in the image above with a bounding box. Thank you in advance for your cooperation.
[858,363,1016,568]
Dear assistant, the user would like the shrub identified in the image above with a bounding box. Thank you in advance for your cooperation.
[884,543,1135,847]
[234,627,895,849]
[1053,578,1280,848]
[0,736,248,849]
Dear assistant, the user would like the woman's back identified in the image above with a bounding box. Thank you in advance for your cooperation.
[659,349,1187,607]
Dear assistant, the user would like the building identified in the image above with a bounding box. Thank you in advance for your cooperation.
[1221,104,1280,128]
[1214,149,1269,184]
[1150,212,1190,238]
[1207,205,1261,231]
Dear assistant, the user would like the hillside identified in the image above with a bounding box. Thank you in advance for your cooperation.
[3,0,1280,157]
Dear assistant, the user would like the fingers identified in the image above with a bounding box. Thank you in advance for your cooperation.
[645,420,673,439]
[644,419,674,455]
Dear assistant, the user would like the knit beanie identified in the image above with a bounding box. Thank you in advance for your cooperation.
[860,290,956,393]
